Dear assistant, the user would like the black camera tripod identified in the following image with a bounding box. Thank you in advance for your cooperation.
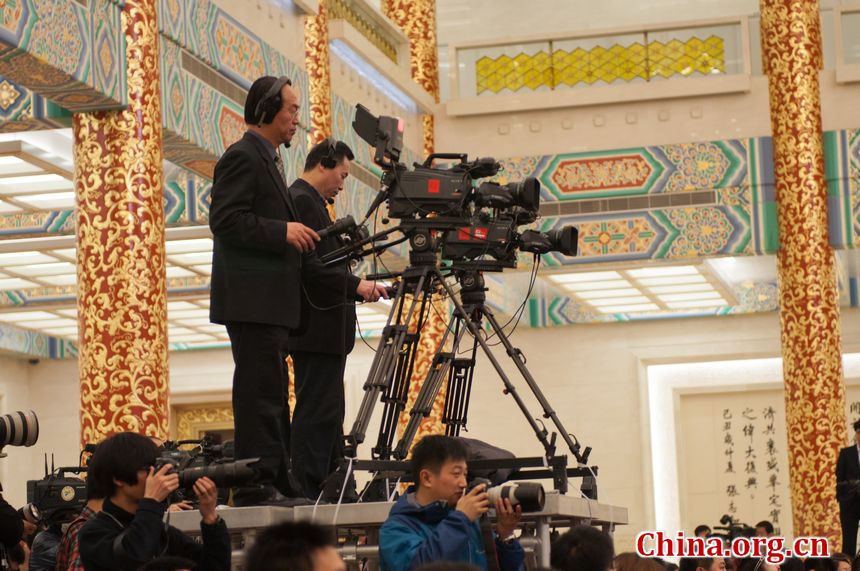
[326,234,597,501]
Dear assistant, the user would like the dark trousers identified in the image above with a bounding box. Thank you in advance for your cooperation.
[841,500,860,556]
[226,321,300,495]
[290,350,347,499]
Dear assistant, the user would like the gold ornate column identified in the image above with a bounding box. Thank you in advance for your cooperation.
[304,0,333,144]
[761,0,844,544]
[382,0,440,156]
[74,0,168,446]
[382,0,447,443]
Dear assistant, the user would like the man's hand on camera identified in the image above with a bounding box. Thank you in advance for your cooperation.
[356,280,389,302]
[286,222,319,252]
[194,477,219,525]
[456,484,489,522]
[494,498,522,540]
[144,465,179,503]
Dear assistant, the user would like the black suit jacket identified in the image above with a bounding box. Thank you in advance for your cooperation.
[288,179,359,355]
[209,132,350,327]
[837,444,860,503]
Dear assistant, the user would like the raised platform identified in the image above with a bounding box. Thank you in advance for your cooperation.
[168,492,628,570]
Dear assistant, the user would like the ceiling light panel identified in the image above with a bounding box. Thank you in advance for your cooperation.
[165,239,213,254]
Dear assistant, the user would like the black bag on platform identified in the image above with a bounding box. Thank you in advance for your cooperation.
[457,437,520,485]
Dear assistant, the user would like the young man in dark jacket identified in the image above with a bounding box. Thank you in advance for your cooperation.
[78,432,231,571]
[379,435,524,571]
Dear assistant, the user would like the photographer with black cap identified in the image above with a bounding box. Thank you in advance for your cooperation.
[78,432,230,571]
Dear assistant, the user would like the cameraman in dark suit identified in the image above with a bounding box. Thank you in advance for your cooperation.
[837,418,860,556]
[288,139,386,499]
[210,76,385,506]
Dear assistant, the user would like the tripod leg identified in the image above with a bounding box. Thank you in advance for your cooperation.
[344,271,431,457]
[374,289,431,459]
[434,272,560,460]
[481,306,586,463]
[443,333,478,437]
[393,316,469,459]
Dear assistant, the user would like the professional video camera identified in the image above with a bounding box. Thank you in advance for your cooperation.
[318,105,594,503]
[25,463,87,526]
[320,104,578,271]
[710,514,755,541]
[154,437,258,492]
[467,477,546,513]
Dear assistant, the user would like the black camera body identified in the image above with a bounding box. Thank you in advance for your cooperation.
[25,468,87,526]
[154,438,258,495]
[345,104,578,270]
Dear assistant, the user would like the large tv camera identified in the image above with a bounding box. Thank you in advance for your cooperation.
[154,437,257,502]
[320,104,577,271]
[25,464,87,526]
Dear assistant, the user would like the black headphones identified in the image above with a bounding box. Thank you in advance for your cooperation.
[254,76,291,126]
[320,138,338,169]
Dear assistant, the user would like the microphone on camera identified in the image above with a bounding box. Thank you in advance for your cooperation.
[327,197,335,205]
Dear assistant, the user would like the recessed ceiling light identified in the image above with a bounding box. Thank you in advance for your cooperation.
[165,239,213,254]
[588,296,652,306]
[14,192,75,209]
[0,278,38,289]
[37,274,77,286]
[657,292,723,302]
[648,284,714,294]
[0,310,61,321]
[168,252,212,265]
[596,303,660,313]
[636,275,707,286]
[167,301,199,311]
[575,288,641,300]
[0,252,59,265]
[12,262,76,277]
[564,280,631,292]
[549,271,621,283]
[166,267,196,278]
[628,265,698,278]
[665,299,729,309]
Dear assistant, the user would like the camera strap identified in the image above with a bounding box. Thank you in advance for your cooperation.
[479,516,500,571]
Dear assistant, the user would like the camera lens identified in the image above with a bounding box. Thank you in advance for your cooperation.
[0,410,39,448]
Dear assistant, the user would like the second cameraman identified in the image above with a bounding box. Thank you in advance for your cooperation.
[78,432,230,571]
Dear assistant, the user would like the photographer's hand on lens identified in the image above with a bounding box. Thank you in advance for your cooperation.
[456,484,490,522]
[494,498,522,539]
[356,280,389,302]
[193,477,219,525]
[286,222,320,252]
[144,464,180,503]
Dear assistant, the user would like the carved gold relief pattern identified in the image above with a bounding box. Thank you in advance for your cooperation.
[328,0,397,63]
[381,0,440,100]
[304,0,332,143]
[761,0,844,545]
[383,1,445,442]
[422,114,434,157]
[174,404,234,441]
[75,0,169,446]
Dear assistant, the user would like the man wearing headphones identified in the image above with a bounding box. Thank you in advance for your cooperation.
[209,76,385,507]
[288,139,368,500]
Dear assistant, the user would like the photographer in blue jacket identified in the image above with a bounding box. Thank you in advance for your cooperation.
[379,435,525,571]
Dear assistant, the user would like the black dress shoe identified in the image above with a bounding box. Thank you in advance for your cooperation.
[233,485,313,507]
